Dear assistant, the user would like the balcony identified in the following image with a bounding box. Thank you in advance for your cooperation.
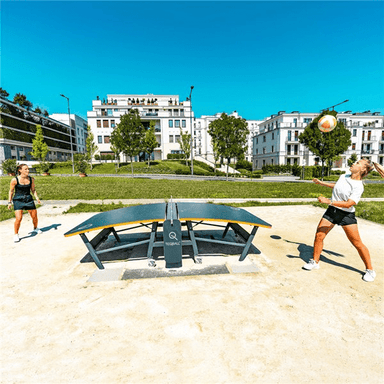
[362,136,377,142]
[285,138,300,143]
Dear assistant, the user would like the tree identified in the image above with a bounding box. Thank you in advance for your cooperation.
[110,142,121,172]
[348,152,358,167]
[299,110,351,179]
[31,125,48,162]
[13,93,32,109]
[112,109,146,176]
[85,125,98,170]
[208,113,248,180]
[143,121,158,167]
[179,128,191,166]
[0,88,9,98]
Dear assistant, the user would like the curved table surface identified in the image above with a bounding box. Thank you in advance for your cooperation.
[64,202,271,237]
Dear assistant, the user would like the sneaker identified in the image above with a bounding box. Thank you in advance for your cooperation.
[14,234,20,243]
[303,259,320,270]
[363,269,376,282]
[32,227,42,235]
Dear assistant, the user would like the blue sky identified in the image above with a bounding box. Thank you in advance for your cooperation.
[1,1,383,120]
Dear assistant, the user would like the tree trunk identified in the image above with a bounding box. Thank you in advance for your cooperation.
[130,156,134,177]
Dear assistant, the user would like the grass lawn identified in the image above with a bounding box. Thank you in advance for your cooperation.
[50,160,214,176]
[1,176,383,200]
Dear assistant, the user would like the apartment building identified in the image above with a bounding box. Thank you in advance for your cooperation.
[0,97,76,163]
[252,111,384,170]
[87,94,193,161]
[50,114,88,153]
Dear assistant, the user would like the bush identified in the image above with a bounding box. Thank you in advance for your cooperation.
[74,155,89,174]
[235,159,253,171]
[1,158,17,174]
[167,153,184,160]
[37,161,52,173]
[175,168,190,175]
[52,161,72,169]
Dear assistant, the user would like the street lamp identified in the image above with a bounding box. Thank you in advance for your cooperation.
[188,86,194,175]
[60,94,74,173]
[320,99,349,112]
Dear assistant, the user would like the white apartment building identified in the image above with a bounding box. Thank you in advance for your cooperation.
[252,111,384,170]
[49,113,88,153]
[87,94,193,161]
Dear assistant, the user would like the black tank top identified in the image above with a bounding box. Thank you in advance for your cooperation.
[14,176,32,198]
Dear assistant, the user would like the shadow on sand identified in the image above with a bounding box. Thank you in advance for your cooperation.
[270,236,364,276]
[19,224,62,241]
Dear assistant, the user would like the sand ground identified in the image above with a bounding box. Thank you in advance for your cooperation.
[1,203,383,384]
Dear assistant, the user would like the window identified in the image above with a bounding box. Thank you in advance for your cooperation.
[256,138,258,144]
[304,118,312,124]
[175,135,180,143]
[272,132,274,140]
[107,109,113,116]
[104,136,110,143]
[111,120,115,128]
[180,109,184,116]
[271,159,274,165]
[169,120,173,128]
[97,120,101,128]
[263,147,266,154]
[287,144,291,154]
[288,131,292,141]
[263,136,266,142]
[352,143,356,150]
[271,145,274,153]
[103,120,109,128]
[175,120,180,128]
[256,149,258,154]
[295,131,299,141]
[169,135,174,143]
[182,120,186,128]
[353,129,357,137]
[98,136,102,144]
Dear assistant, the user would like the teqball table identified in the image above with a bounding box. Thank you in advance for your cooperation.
[64,202,272,269]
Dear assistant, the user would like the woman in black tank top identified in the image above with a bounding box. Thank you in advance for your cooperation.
[7,164,42,243]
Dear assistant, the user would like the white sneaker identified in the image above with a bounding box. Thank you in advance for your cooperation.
[14,234,20,243]
[32,227,42,235]
[363,269,376,282]
[303,259,320,270]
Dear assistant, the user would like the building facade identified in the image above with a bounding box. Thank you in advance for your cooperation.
[49,114,88,153]
[87,94,193,161]
[252,111,384,170]
[0,97,76,163]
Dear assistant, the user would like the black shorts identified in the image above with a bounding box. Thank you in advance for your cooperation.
[323,206,357,226]
[13,195,36,211]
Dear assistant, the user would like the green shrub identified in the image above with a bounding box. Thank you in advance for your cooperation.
[235,159,252,171]
[1,158,17,174]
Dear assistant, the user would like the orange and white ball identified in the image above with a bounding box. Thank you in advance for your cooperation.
[318,115,337,132]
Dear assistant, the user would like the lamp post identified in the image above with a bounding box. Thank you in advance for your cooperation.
[320,99,349,112]
[188,86,194,175]
[60,94,74,173]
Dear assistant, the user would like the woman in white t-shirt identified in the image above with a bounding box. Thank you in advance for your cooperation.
[303,159,376,282]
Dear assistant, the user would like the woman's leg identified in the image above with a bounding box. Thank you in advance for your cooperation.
[14,210,23,234]
[313,218,335,262]
[342,224,373,270]
[28,209,39,229]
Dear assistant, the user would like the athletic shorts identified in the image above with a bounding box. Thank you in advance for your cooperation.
[323,206,357,226]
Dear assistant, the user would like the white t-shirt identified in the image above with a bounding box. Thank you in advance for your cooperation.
[331,171,364,213]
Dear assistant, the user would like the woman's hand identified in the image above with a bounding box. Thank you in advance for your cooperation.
[318,195,331,205]
[312,178,321,185]
[7,202,12,210]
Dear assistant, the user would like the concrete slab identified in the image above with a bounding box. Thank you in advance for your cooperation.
[0,204,383,383]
